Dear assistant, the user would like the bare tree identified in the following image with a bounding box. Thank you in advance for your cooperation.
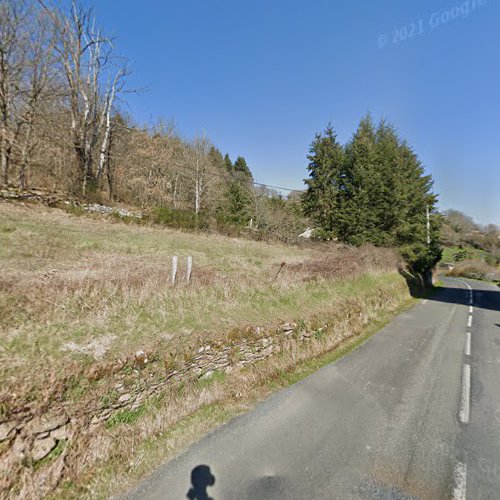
[0,0,28,185]
[41,0,125,195]
[188,133,212,214]
[16,8,57,189]
[96,67,126,183]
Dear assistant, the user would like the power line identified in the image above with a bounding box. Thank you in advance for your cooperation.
[161,163,304,194]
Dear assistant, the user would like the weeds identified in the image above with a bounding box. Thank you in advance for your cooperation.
[34,440,67,470]
[0,202,409,499]
[196,370,226,389]
[106,405,147,428]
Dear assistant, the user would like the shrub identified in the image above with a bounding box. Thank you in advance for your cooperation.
[447,260,499,281]
[150,206,209,230]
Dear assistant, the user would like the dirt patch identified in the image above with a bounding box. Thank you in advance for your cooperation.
[62,335,117,360]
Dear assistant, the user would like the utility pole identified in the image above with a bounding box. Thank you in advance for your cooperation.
[426,205,431,245]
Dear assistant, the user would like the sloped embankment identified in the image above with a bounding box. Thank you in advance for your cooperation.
[0,202,411,498]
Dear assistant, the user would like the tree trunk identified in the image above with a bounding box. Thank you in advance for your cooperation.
[18,126,33,190]
[195,177,200,214]
[0,131,8,186]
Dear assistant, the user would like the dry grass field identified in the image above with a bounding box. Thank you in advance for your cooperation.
[0,201,399,398]
[0,201,411,498]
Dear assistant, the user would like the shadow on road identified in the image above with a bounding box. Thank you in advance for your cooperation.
[401,271,500,313]
[186,465,216,500]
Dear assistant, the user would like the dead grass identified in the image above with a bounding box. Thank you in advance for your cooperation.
[446,259,499,281]
[0,202,401,400]
[47,275,413,500]
[0,201,409,499]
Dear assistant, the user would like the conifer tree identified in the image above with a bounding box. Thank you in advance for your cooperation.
[338,114,379,245]
[302,124,345,236]
[218,180,252,226]
[223,153,233,172]
[233,156,253,179]
[209,147,225,171]
[395,140,441,273]
[302,115,442,275]
[373,120,405,244]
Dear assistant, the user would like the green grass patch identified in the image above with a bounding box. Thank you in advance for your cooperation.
[34,439,67,470]
[196,369,226,389]
[106,405,147,429]
[441,245,488,263]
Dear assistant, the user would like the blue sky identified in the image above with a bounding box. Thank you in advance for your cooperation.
[90,0,499,225]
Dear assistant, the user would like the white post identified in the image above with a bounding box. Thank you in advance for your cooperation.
[172,256,178,285]
[186,256,192,284]
[426,205,431,245]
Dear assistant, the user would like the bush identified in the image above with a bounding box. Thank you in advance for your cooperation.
[447,260,499,281]
[150,206,209,230]
[454,248,470,262]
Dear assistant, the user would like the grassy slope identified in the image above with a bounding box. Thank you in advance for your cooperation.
[441,245,488,263]
[0,201,413,498]
[73,293,415,500]
[0,202,398,392]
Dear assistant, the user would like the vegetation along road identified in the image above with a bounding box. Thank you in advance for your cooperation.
[125,278,500,500]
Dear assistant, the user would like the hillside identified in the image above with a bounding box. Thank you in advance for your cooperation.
[439,209,500,281]
[0,200,414,498]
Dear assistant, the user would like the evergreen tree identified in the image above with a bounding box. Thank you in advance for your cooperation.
[395,140,441,273]
[338,114,379,245]
[373,120,405,245]
[302,124,345,236]
[209,146,225,171]
[223,153,233,172]
[233,156,253,179]
[302,115,442,275]
[218,180,252,226]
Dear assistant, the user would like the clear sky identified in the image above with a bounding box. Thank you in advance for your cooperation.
[88,0,500,225]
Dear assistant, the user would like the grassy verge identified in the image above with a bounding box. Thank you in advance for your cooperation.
[0,202,400,407]
[0,201,412,498]
[48,278,415,499]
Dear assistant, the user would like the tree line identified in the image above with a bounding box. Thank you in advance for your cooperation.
[1,0,446,262]
[302,115,442,273]
[0,0,307,241]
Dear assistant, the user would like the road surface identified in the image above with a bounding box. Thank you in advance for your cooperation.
[124,277,500,499]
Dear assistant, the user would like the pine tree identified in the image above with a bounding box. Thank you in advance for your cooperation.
[209,146,225,171]
[223,153,233,172]
[302,124,345,236]
[218,180,252,226]
[373,120,405,245]
[233,156,253,180]
[395,140,441,273]
[302,115,442,275]
[338,114,379,245]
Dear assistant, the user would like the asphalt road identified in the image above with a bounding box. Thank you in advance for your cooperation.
[124,277,500,500]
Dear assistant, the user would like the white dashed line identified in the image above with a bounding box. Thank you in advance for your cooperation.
[467,315,472,328]
[453,461,467,500]
[453,280,472,497]
[465,332,471,356]
[459,364,471,424]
